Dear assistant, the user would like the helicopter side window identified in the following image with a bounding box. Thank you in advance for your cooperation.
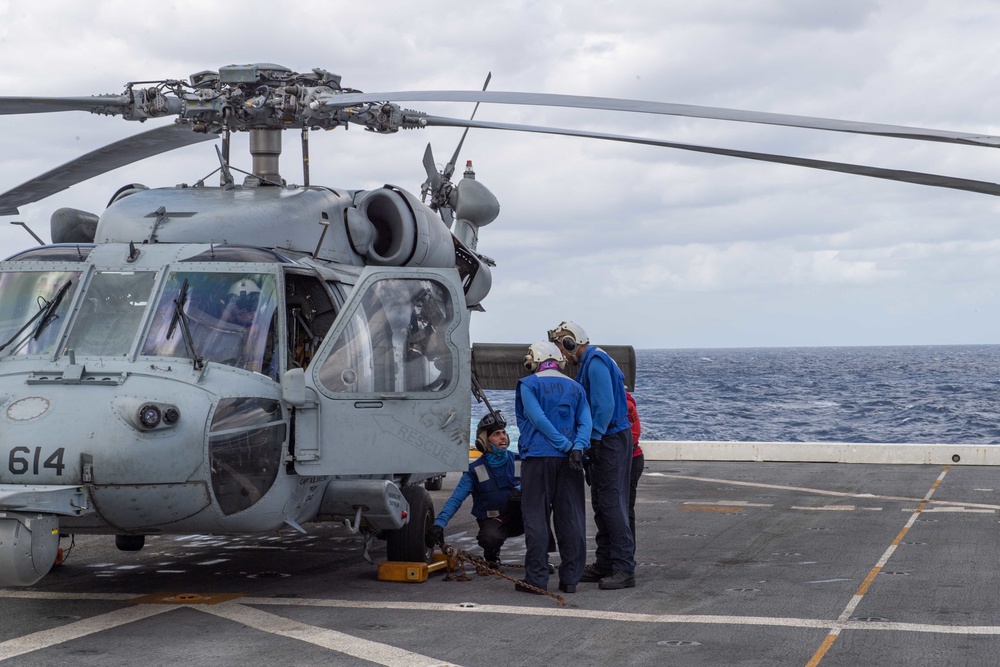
[0,270,82,358]
[316,278,454,394]
[63,271,155,357]
[208,397,285,516]
[284,273,337,370]
[141,271,280,380]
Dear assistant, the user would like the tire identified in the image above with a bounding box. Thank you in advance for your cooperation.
[115,534,145,551]
[385,485,435,563]
[424,475,444,491]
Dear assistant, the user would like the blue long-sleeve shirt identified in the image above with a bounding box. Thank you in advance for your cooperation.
[434,455,519,527]
[515,370,592,457]
[577,345,631,439]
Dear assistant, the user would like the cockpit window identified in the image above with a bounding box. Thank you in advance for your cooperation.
[63,271,155,357]
[141,271,279,380]
[0,270,82,357]
[317,278,454,394]
[5,245,94,262]
[180,246,292,263]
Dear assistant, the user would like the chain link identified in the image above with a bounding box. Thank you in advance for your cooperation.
[438,542,565,606]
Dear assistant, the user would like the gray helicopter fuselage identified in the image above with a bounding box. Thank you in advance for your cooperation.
[0,181,484,585]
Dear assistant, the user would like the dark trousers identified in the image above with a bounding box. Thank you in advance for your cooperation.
[590,428,636,574]
[476,511,524,562]
[629,452,644,545]
[521,456,586,588]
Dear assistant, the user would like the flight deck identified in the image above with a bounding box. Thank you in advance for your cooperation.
[1,458,999,666]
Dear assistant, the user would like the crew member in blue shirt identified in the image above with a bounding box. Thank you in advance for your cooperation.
[514,341,591,594]
[426,411,521,566]
[549,321,636,590]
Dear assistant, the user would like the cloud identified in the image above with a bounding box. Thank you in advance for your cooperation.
[4,1,1000,348]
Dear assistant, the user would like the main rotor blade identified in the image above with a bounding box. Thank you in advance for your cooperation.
[0,95,128,115]
[329,90,1000,148]
[422,115,1000,198]
[0,122,218,215]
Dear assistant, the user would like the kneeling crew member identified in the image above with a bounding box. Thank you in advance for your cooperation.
[426,412,522,566]
[515,341,592,594]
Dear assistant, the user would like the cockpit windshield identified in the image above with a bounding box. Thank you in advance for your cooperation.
[141,271,279,380]
[63,271,156,357]
[0,270,82,357]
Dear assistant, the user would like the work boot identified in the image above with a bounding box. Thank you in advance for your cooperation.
[580,563,612,583]
[598,570,636,590]
[514,580,546,595]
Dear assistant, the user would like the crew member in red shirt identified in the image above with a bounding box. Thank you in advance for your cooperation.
[625,389,643,542]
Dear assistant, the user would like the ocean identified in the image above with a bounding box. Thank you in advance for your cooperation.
[476,345,1000,447]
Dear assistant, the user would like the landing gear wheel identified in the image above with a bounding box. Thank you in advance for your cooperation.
[386,485,435,563]
[115,534,145,551]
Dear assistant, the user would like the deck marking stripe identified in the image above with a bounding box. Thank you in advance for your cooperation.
[680,505,743,513]
[202,602,452,667]
[0,604,173,662]
[683,501,773,507]
[791,506,857,511]
[4,592,1000,645]
[807,465,950,666]
[235,598,1000,634]
[805,632,839,667]
[652,472,1000,510]
[0,590,142,601]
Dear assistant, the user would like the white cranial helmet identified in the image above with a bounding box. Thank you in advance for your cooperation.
[548,320,589,352]
[523,341,566,372]
[229,278,261,298]
[228,278,262,312]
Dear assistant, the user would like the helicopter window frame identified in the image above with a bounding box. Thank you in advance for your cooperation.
[138,263,285,380]
[312,269,463,399]
[0,262,90,360]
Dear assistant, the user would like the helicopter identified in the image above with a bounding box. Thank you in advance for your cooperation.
[1,63,998,588]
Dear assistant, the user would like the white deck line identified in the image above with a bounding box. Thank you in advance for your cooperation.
[641,440,1000,465]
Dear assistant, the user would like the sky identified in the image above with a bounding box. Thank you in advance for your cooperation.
[2,1,1000,349]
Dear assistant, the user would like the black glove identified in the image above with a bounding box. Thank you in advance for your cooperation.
[588,439,601,463]
[568,449,584,472]
[425,524,444,548]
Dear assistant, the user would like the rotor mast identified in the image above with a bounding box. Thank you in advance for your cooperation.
[249,129,282,184]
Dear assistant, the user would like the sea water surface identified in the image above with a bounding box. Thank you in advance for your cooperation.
[477,345,1000,446]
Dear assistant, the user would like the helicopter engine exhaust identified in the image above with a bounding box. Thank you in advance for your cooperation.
[347,186,494,306]
[0,512,60,587]
[349,186,457,269]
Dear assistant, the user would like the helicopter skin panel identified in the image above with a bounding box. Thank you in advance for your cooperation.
[0,123,218,215]
[88,483,212,531]
[97,186,363,265]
